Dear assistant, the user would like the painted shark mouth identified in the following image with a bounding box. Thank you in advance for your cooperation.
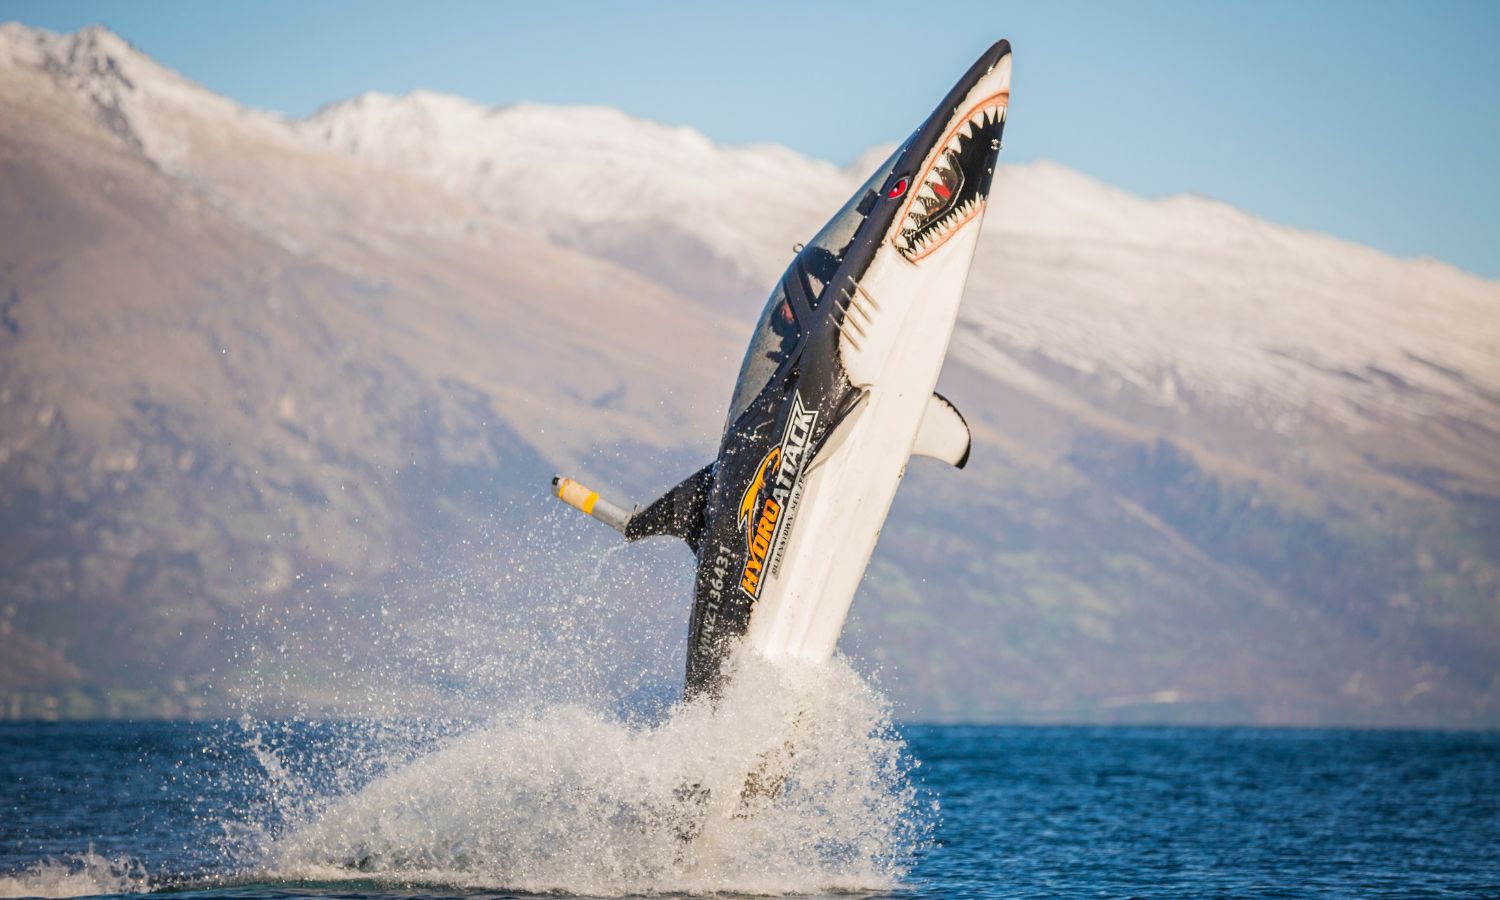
[894,90,1008,260]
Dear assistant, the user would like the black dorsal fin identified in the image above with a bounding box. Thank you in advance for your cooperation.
[624,463,715,556]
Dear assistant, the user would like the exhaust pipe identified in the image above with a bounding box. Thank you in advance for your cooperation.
[551,475,631,534]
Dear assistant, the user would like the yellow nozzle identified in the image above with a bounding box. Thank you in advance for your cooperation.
[551,474,631,534]
[553,476,599,514]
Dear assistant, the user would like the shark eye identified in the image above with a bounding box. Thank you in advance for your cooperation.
[887,177,909,199]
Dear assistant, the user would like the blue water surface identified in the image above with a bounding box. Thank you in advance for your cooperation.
[2,722,1497,898]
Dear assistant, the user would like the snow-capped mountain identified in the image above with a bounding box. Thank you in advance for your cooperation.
[300,82,1500,446]
[14,22,1495,443]
[2,24,1497,726]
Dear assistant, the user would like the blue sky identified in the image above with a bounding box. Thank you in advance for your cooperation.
[7,1,1499,277]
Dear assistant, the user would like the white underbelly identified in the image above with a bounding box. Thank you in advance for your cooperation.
[744,385,917,660]
[743,227,981,661]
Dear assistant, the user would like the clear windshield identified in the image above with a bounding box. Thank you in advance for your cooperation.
[725,285,800,429]
[797,139,910,306]
[722,139,912,431]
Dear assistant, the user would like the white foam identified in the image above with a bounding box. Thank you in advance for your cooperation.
[252,652,927,896]
[0,852,150,899]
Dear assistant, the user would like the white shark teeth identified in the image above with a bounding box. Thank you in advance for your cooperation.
[961,103,1006,132]
[898,193,986,258]
[894,93,1008,259]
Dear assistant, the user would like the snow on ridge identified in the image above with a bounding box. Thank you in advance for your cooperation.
[300,88,853,286]
[1,22,228,114]
[966,158,1500,427]
[5,23,1489,292]
[6,23,1496,431]
[0,21,294,167]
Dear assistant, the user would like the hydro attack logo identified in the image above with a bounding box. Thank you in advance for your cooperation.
[737,393,818,598]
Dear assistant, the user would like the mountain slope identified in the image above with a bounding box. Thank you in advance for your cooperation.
[2,24,1497,725]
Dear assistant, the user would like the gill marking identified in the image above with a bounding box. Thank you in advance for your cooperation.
[839,321,863,350]
[837,277,882,350]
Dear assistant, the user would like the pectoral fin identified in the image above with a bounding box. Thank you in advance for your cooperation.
[912,392,971,469]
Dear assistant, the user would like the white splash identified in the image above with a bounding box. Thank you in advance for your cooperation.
[257,652,927,896]
[0,852,150,899]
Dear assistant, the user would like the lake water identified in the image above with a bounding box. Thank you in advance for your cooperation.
[2,709,1498,897]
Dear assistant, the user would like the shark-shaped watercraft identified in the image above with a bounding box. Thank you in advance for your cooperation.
[554,41,1011,698]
